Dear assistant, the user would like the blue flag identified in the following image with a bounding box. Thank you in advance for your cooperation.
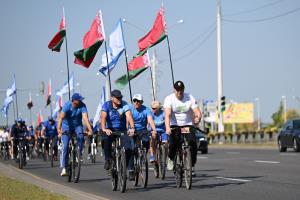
[92,86,106,128]
[99,19,125,76]
[6,75,16,97]
[56,72,74,97]
[1,96,13,118]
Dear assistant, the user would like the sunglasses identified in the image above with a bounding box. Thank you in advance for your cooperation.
[152,107,158,110]
[133,99,141,103]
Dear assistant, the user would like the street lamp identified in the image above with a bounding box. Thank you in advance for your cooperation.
[281,95,287,123]
[255,98,261,131]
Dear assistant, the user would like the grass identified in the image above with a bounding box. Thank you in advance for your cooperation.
[0,174,69,200]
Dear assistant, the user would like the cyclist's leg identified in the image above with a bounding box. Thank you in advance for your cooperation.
[149,132,157,162]
[161,132,168,144]
[102,134,113,161]
[53,136,58,158]
[76,133,84,156]
[187,133,197,167]
[121,134,134,170]
[60,134,70,169]
[87,135,92,154]
[168,128,181,161]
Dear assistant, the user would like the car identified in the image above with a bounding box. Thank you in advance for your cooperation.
[192,127,208,154]
[277,119,300,152]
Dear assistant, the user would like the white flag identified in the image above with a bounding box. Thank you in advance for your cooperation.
[56,73,74,97]
[93,86,106,128]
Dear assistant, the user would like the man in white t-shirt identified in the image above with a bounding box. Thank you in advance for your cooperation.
[164,80,201,172]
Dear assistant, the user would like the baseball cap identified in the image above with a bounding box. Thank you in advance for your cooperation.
[111,89,123,98]
[132,94,143,101]
[151,101,160,109]
[17,118,23,123]
[72,93,84,101]
[48,116,54,121]
[174,80,185,91]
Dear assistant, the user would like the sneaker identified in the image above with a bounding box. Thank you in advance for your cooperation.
[128,170,135,181]
[167,158,174,170]
[149,155,155,163]
[87,154,91,160]
[104,160,111,170]
[60,168,67,176]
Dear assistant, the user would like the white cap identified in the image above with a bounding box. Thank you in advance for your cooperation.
[132,94,143,101]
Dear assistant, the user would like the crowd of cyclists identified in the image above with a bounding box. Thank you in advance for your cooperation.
[0,80,203,191]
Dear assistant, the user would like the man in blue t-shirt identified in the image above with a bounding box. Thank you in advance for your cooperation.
[101,90,135,175]
[130,94,157,165]
[57,93,93,176]
[41,116,58,160]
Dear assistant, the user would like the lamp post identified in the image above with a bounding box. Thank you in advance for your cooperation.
[255,97,261,131]
[281,95,287,123]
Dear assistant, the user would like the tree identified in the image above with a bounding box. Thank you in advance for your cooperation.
[287,109,300,120]
[271,102,284,128]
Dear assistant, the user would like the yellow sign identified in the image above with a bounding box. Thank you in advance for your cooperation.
[223,103,254,124]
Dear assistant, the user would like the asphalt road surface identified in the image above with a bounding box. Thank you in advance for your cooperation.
[1,147,300,200]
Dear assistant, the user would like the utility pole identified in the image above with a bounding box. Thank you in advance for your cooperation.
[217,0,224,133]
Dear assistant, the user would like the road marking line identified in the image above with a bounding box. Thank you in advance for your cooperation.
[149,167,154,170]
[227,152,240,154]
[216,176,252,182]
[197,156,208,159]
[254,160,280,164]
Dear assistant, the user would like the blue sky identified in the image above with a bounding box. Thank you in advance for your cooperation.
[1,0,300,126]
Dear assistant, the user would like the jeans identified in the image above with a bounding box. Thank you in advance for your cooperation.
[60,133,84,168]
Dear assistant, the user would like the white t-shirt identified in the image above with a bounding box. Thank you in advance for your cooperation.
[163,93,199,126]
[0,130,9,142]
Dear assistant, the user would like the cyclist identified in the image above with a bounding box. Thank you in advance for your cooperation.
[100,89,135,177]
[0,127,10,159]
[41,116,58,161]
[149,100,168,162]
[129,94,157,178]
[164,81,201,175]
[57,93,93,176]
[10,118,29,162]
[26,125,35,159]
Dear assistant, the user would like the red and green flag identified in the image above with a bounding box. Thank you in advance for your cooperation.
[74,11,105,68]
[115,52,150,89]
[48,9,66,52]
[137,6,167,56]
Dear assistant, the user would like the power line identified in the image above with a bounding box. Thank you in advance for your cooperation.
[173,27,216,62]
[172,22,216,55]
[223,7,300,23]
[223,0,285,17]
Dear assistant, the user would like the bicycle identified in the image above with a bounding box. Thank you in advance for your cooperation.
[66,133,82,183]
[110,131,127,193]
[170,125,195,190]
[153,133,168,180]
[16,136,27,169]
[90,134,97,164]
[0,141,10,160]
[46,136,57,167]
[133,130,149,188]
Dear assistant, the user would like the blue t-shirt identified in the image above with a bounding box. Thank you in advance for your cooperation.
[130,105,151,131]
[43,120,58,137]
[151,110,165,133]
[61,101,88,134]
[101,100,130,131]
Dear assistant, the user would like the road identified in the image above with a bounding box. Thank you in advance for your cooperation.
[1,147,300,200]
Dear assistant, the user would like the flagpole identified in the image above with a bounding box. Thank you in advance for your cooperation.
[29,108,32,126]
[65,35,71,100]
[104,41,112,94]
[12,99,16,121]
[166,36,175,85]
[14,75,19,118]
[149,62,156,101]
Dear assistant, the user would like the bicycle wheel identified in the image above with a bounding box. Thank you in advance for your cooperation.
[111,157,118,191]
[73,147,81,183]
[174,151,183,188]
[140,150,148,188]
[119,149,127,193]
[134,152,139,187]
[18,148,23,169]
[67,151,72,182]
[183,147,192,190]
[159,143,167,180]
[50,142,54,167]
[92,144,96,163]
[154,146,159,178]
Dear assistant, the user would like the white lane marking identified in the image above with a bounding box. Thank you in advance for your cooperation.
[197,156,208,159]
[216,176,252,182]
[227,152,240,154]
[254,160,280,164]
[149,167,154,170]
